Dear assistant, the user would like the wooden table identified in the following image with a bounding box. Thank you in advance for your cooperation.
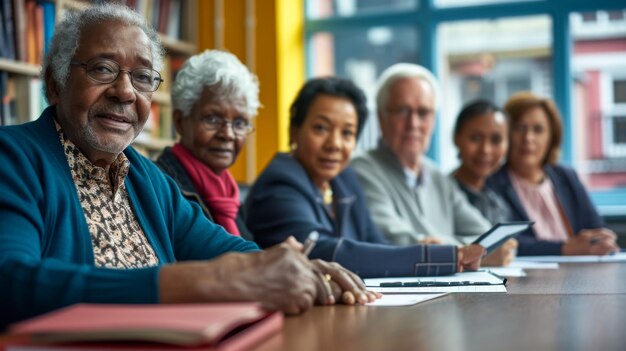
[253,262,626,351]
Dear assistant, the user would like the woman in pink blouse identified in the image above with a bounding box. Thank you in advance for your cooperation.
[487,91,620,256]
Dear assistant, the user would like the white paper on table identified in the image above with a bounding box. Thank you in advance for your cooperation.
[515,252,626,263]
[483,267,527,277]
[366,293,448,306]
[367,285,507,293]
[364,271,507,293]
[508,260,559,269]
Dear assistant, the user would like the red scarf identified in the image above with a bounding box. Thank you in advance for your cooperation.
[171,143,241,236]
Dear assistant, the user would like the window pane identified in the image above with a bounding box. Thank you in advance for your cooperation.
[613,116,626,143]
[435,0,539,8]
[307,0,417,19]
[581,12,598,22]
[308,27,419,150]
[614,80,626,103]
[571,9,626,191]
[438,16,552,172]
[608,10,624,21]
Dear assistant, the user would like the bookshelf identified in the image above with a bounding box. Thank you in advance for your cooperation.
[0,0,198,158]
[0,58,40,76]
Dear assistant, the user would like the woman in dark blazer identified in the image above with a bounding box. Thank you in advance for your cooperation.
[245,77,484,278]
[487,91,619,256]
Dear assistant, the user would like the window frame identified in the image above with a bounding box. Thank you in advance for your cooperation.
[305,0,626,215]
[602,72,626,156]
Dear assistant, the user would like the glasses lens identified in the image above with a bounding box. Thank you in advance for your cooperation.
[86,59,118,83]
[132,68,161,92]
[232,119,251,135]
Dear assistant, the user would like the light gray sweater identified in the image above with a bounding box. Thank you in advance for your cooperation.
[351,141,491,245]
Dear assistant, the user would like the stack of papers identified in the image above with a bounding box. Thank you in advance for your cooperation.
[364,271,507,293]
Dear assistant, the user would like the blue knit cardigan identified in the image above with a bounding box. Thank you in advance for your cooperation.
[0,107,258,327]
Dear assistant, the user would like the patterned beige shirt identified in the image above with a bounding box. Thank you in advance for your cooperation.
[57,124,159,268]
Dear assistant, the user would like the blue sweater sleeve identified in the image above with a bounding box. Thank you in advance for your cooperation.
[245,180,457,278]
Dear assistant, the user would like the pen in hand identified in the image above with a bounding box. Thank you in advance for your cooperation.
[302,231,319,257]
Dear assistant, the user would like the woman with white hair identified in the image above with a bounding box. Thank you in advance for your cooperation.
[156,50,259,239]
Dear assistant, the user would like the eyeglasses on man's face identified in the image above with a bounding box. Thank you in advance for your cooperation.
[387,106,435,121]
[198,114,255,137]
[70,58,163,92]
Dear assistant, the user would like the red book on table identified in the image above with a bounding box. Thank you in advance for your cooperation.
[5,303,283,351]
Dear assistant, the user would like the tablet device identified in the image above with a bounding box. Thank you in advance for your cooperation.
[472,221,533,254]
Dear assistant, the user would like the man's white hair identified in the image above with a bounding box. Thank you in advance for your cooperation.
[376,63,440,114]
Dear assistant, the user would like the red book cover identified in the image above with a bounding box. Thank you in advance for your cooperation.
[5,303,283,351]
[158,0,170,34]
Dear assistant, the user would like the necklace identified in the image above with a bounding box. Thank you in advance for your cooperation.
[323,187,333,205]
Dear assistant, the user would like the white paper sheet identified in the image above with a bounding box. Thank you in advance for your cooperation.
[367,285,507,293]
[364,271,507,293]
[508,260,559,269]
[366,293,448,306]
[515,252,626,263]
[483,267,527,277]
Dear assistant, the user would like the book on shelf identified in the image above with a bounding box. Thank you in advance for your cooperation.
[0,74,45,126]
[6,303,283,351]
[128,0,188,42]
[19,75,46,121]
[145,102,160,137]
[157,0,169,34]
[42,1,55,53]
[13,0,27,61]
[1,0,17,60]
[166,0,182,39]
[1,71,9,125]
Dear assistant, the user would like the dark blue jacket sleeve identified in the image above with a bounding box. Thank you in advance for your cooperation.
[245,155,458,278]
[514,233,564,256]
[551,165,604,230]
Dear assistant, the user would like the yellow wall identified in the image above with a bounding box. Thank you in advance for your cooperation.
[196,0,304,183]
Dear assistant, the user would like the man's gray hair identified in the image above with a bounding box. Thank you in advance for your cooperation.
[376,63,440,114]
[41,3,164,102]
[172,50,260,118]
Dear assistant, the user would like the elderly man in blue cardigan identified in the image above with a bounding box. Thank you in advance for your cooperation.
[0,4,373,328]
